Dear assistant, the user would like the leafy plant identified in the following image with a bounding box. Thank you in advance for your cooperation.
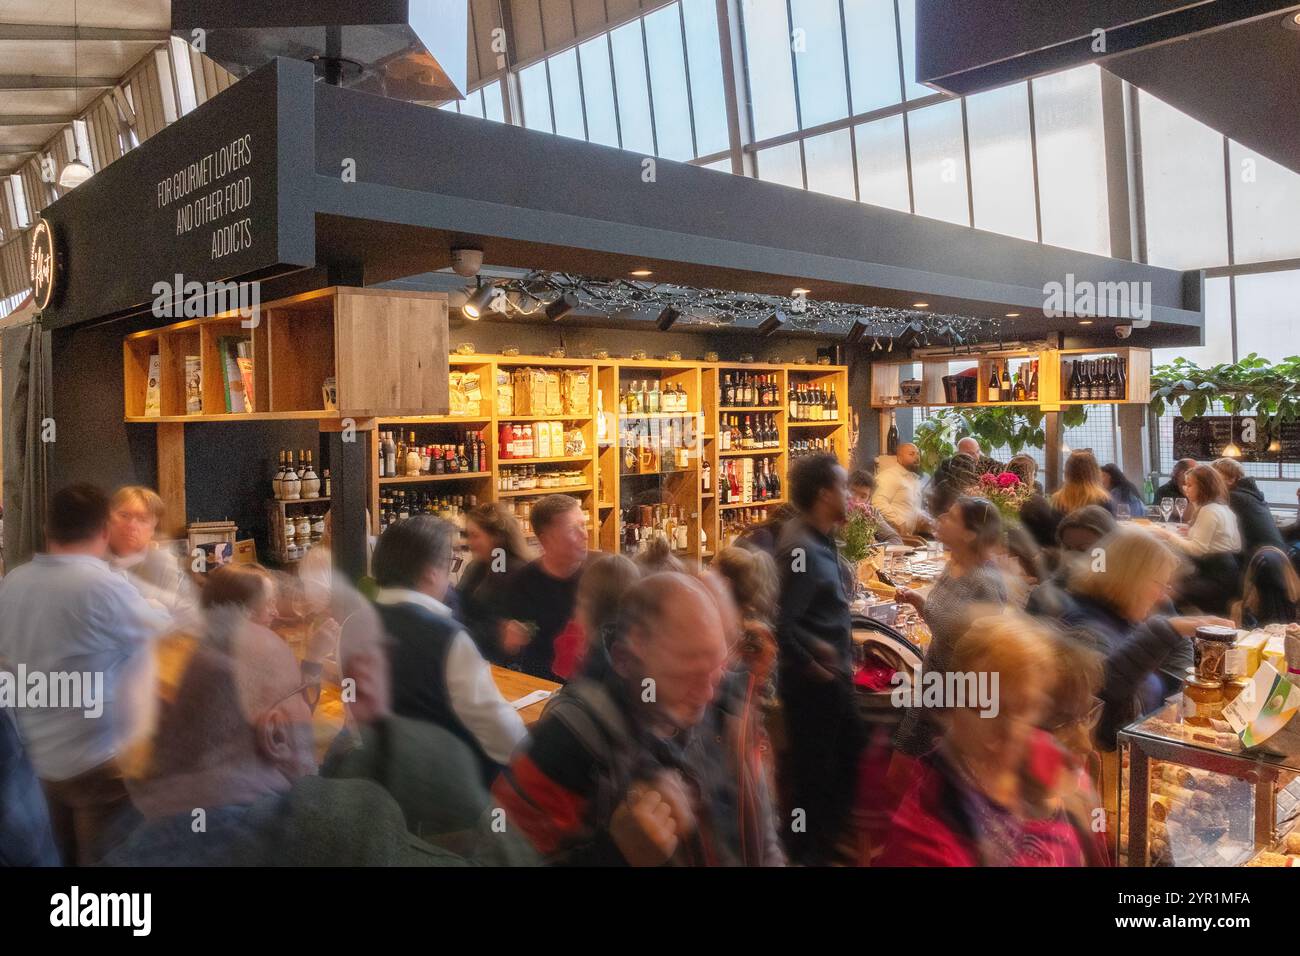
[912,405,1088,474]
[1149,355,1300,439]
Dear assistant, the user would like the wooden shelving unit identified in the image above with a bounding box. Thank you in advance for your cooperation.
[374,354,849,563]
[122,287,450,539]
[869,346,1149,410]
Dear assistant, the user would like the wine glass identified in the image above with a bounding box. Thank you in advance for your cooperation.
[1160,497,1175,523]
[1116,503,1131,522]
[1174,497,1188,523]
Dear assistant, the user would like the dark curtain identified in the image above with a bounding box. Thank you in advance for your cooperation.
[2,323,48,570]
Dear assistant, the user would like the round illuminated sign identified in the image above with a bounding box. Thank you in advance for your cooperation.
[29,218,58,311]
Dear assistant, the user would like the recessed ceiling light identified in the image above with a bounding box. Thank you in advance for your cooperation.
[1078,319,1094,325]
[630,269,653,277]
[792,287,811,295]
[912,302,929,308]
[1284,11,1300,30]
[1005,312,1020,318]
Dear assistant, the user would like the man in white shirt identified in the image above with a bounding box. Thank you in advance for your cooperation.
[0,484,167,864]
[369,515,526,782]
[105,485,199,630]
[872,443,930,535]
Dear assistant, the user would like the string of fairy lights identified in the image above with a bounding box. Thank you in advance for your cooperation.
[461,270,1002,350]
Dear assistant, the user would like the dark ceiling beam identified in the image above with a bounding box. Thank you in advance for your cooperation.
[0,25,170,42]
[0,76,119,90]
[0,146,40,155]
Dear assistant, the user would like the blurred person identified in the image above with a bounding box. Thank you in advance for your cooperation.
[872,443,930,535]
[1155,458,1197,505]
[558,553,640,681]
[633,533,686,575]
[493,573,782,865]
[106,486,199,627]
[735,502,798,555]
[105,624,466,866]
[1024,505,1118,617]
[892,497,1007,760]
[775,453,864,865]
[320,598,535,862]
[1100,463,1147,518]
[1212,457,1284,556]
[1000,524,1045,608]
[848,470,903,543]
[1007,454,1057,550]
[370,516,526,783]
[456,503,532,663]
[710,545,782,699]
[1152,464,1242,614]
[499,494,589,681]
[0,484,166,864]
[1061,525,1231,748]
[1234,546,1300,628]
[0,706,60,866]
[1051,450,1114,516]
[929,437,1000,518]
[879,613,1107,866]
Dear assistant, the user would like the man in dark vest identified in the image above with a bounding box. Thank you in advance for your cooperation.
[371,516,526,784]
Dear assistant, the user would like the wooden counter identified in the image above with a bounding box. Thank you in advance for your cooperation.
[491,665,561,727]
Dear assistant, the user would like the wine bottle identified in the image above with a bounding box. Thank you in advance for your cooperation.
[988,363,1000,403]
[887,413,899,456]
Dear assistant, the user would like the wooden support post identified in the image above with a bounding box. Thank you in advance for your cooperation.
[1118,404,1149,488]
[156,422,187,537]
[1044,410,1063,494]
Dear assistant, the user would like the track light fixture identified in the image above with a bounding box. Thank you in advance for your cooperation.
[757,311,785,337]
[462,279,498,320]
[546,292,579,322]
[656,306,681,331]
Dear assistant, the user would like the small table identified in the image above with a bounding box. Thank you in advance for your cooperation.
[491,665,562,727]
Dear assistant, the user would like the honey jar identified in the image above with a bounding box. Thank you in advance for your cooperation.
[1183,675,1225,725]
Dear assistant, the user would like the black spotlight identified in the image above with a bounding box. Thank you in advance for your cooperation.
[844,319,868,345]
[757,311,785,337]
[656,306,681,331]
[462,280,498,320]
[546,292,579,322]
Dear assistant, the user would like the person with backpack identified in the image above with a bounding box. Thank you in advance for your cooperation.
[491,572,781,865]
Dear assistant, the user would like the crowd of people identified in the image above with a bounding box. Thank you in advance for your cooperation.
[2,438,1299,867]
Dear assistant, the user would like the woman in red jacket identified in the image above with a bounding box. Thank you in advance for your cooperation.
[878,612,1108,867]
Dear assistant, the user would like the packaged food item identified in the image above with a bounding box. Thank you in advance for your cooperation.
[1182,675,1224,724]
[562,369,591,416]
[1193,625,1236,682]
[496,369,514,415]
[1231,630,1269,677]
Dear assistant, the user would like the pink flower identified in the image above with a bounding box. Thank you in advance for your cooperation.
[996,472,1022,489]
[978,472,998,486]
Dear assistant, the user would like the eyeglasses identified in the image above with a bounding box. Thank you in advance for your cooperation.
[1045,697,1104,732]
[269,679,322,713]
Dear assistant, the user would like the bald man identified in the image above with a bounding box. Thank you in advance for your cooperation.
[493,572,780,865]
[873,442,930,535]
[106,620,467,866]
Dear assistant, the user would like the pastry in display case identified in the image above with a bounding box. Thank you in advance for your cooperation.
[1118,702,1300,866]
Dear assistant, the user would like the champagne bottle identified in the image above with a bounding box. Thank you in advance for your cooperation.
[887,413,899,456]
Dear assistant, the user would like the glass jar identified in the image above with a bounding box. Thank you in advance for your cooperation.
[1193,625,1237,682]
[1183,675,1225,725]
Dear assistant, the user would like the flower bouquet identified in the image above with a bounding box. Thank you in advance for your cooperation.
[977,471,1033,524]
[840,497,881,565]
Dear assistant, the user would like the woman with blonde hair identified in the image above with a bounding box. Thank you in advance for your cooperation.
[1050,451,1113,516]
[879,611,1107,866]
[107,484,197,623]
[1060,525,1232,748]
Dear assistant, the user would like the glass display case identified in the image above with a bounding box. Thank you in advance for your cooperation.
[1118,702,1300,866]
